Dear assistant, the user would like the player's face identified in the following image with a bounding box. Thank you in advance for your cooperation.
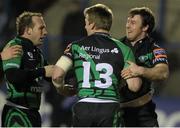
[29,16,48,46]
[126,15,147,42]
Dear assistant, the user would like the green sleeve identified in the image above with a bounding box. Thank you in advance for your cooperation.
[123,48,135,69]
[2,39,22,71]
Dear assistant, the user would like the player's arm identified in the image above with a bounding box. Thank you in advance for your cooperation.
[0,44,22,82]
[125,75,142,92]
[5,65,54,85]
[52,55,74,96]
[43,59,55,82]
[121,63,142,92]
[121,47,142,92]
[137,63,169,80]
[121,61,169,81]
[1,44,22,60]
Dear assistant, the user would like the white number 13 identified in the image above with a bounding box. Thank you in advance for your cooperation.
[82,62,113,88]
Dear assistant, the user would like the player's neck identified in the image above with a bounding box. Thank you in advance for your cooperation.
[93,29,109,34]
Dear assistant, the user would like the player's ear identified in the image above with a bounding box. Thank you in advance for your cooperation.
[25,27,32,35]
[142,25,149,32]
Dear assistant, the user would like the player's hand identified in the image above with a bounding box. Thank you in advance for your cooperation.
[1,44,22,60]
[58,84,77,96]
[52,65,64,80]
[44,65,54,77]
[121,61,142,79]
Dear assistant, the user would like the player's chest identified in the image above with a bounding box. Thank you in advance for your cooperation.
[133,43,153,67]
[21,47,43,69]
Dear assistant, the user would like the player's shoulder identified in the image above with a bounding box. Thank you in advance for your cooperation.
[111,37,131,51]
[7,37,22,46]
[70,36,86,45]
[149,37,166,50]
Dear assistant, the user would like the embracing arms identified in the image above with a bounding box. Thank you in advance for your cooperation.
[5,65,54,84]
[52,56,76,96]
[121,61,169,81]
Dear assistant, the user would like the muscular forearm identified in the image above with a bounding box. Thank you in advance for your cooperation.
[126,77,142,92]
[52,56,72,89]
[5,68,45,84]
[139,64,169,81]
[52,56,74,95]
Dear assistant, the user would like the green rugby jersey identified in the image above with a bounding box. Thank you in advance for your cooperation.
[64,32,135,101]
[3,36,46,110]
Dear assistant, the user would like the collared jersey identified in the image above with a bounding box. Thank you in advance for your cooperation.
[3,36,46,109]
[120,36,168,102]
[63,32,135,101]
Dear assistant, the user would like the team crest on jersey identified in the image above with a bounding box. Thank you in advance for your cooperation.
[138,55,149,63]
[27,52,33,59]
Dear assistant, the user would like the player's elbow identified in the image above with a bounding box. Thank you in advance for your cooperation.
[156,69,169,81]
[163,69,169,80]
[154,64,169,80]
